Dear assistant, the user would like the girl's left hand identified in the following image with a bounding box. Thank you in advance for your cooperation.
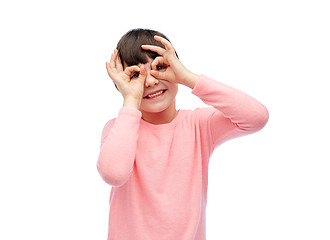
[141,36,199,88]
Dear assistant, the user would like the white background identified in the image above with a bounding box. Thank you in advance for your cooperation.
[1,0,329,239]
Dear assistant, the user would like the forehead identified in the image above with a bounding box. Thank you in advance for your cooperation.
[124,56,153,69]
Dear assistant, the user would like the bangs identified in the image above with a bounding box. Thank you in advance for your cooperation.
[116,29,168,67]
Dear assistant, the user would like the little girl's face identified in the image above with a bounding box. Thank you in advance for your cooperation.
[135,57,178,114]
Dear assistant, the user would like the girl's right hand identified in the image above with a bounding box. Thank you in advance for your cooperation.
[106,49,146,109]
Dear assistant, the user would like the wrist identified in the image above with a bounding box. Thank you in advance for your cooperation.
[123,97,141,110]
[182,71,200,89]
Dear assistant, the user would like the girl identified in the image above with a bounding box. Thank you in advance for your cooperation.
[97,28,268,240]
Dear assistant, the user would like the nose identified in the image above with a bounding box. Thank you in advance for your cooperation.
[144,71,159,88]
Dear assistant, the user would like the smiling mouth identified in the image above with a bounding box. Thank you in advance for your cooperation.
[144,90,166,99]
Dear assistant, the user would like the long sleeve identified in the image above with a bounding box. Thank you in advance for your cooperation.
[192,74,269,148]
[97,107,142,187]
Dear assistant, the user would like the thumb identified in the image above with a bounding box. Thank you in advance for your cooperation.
[150,70,167,81]
[137,65,147,83]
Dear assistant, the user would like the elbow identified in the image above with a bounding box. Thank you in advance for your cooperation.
[96,160,132,187]
[238,104,269,133]
[251,104,269,132]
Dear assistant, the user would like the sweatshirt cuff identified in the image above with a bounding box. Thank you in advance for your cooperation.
[191,74,213,96]
[118,107,142,119]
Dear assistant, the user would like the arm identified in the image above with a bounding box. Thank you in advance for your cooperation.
[97,49,146,187]
[142,36,268,147]
[192,75,269,148]
[97,108,141,187]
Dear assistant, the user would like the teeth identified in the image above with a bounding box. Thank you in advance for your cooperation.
[147,90,163,98]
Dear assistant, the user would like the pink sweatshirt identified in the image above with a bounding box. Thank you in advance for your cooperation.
[97,75,268,240]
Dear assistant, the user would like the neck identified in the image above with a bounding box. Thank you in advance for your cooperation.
[141,101,178,125]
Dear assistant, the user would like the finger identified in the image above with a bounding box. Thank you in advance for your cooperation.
[106,62,111,75]
[124,65,140,77]
[150,69,166,81]
[115,57,123,72]
[106,61,117,77]
[141,44,166,56]
[106,62,119,85]
[137,65,147,82]
[151,56,165,70]
[114,50,123,71]
[154,35,174,51]
[109,51,116,69]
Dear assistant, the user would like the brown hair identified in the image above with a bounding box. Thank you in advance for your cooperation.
[116,28,178,67]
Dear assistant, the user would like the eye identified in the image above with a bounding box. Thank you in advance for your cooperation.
[131,72,140,79]
[156,65,167,71]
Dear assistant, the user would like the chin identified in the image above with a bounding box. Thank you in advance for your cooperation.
[140,101,172,113]
[140,86,178,114]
